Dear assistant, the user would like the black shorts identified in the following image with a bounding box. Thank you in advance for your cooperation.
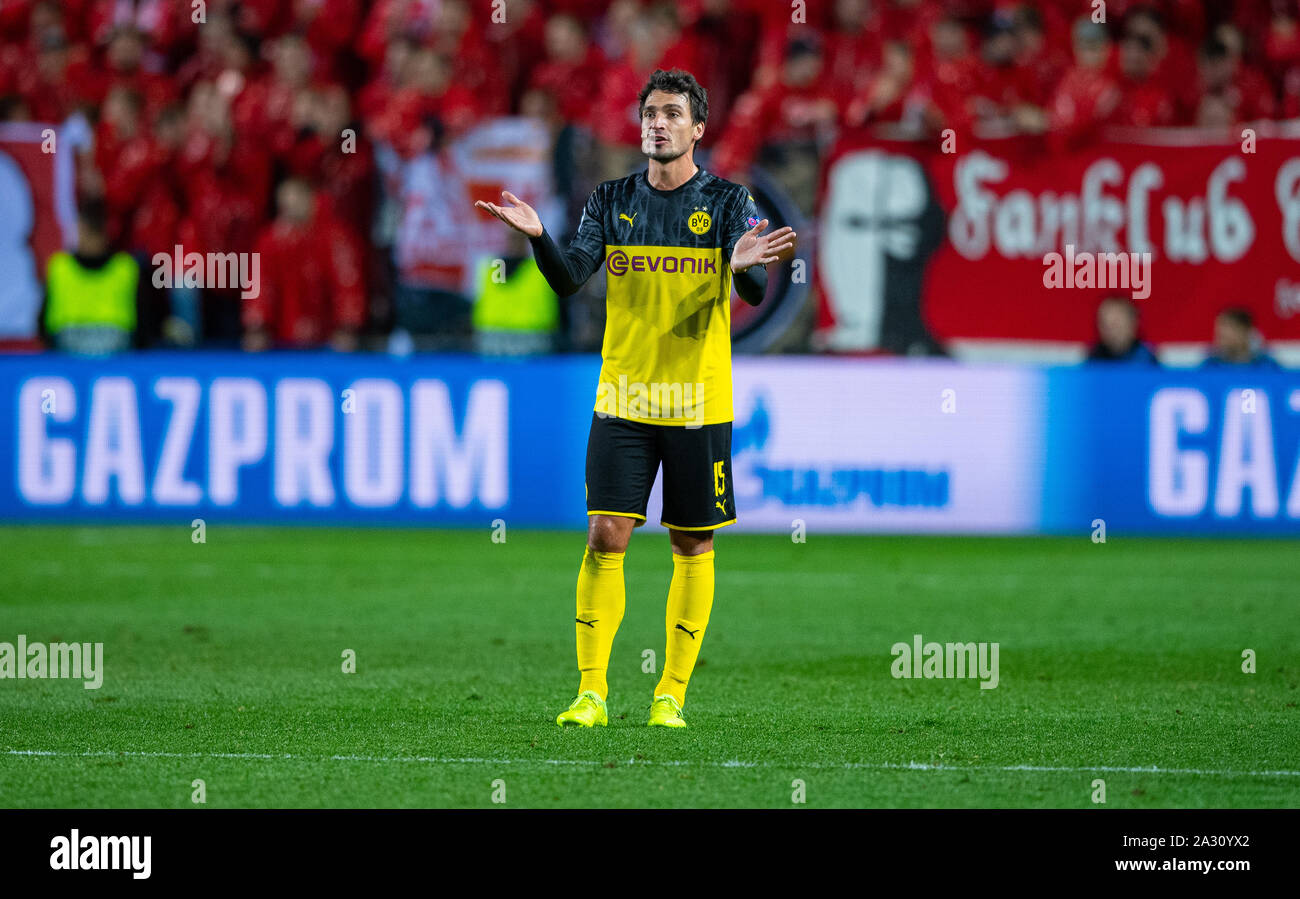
[585,412,736,531]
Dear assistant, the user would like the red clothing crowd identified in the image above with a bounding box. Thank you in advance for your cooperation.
[0,0,1296,348]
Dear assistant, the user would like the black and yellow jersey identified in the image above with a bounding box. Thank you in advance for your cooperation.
[529,167,766,426]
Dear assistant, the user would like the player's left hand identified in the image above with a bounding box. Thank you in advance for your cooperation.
[730,219,797,272]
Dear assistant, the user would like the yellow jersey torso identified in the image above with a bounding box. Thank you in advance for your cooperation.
[567,168,759,426]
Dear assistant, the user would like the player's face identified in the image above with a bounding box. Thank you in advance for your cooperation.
[640,89,702,161]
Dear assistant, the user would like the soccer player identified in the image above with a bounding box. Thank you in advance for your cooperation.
[475,69,796,728]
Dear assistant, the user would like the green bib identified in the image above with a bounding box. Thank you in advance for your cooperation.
[473,257,558,334]
[45,251,138,334]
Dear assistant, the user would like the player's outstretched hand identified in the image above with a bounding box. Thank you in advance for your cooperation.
[730,218,797,272]
[474,190,544,237]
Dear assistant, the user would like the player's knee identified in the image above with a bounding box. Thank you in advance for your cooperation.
[669,530,713,555]
[588,516,632,553]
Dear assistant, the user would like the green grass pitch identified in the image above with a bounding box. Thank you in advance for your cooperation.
[1,526,1296,808]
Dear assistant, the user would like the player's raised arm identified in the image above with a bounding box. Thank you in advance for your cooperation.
[728,217,797,307]
[475,190,543,237]
[474,189,605,298]
[731,218,797,270]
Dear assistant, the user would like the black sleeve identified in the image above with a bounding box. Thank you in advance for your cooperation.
[527,187,606,297]
[732,262,768,307]
[724,186,768,307]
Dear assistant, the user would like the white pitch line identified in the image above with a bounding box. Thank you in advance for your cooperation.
[4,749,1299,778]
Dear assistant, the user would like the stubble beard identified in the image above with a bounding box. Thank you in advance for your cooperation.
[645,141,687,163]
[647,146,686,162]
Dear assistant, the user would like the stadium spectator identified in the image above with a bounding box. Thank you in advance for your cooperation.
[714,36,841,213]
[94,86,156,246]
[367,46,480,156]
[480,0,549,114]
[526,13,606,129]
[1011,5,1069,111]
[97,26,176,116]
[432,0,507,117]
[193,0,286,40]
[643,2,703,80]
[12,21,97,123]
[1086,297,1158,364]
[284,84,374,231]
[357,35,413,125]
[845,40,917,128]
[93,86,185,265]
[589,0,642,64]
[387,116,474,352]
[244,177,366,353]
[358,0,441,69]
[969,10,1050,134]
[175,8,238,90]
[1265,5,1300,117]
[1213,22,1280,117]
[1196,33,1278,125]
[87,0,192,58]
[127,103,185,257]
[1114,18,1181,126]
[174,80,271,344]
[229,32,318,162]
[1201,308,1280,368]
[289,0,365,78]
[43,199,139,356]
[917,13,982,135]
[1196,90,1235,128]
[1050,18,1121,146]
[822,0,883,102]
[687,0,763,135]
[1127,4,1202,117]
[590,1,705,158]
[592,7,670,159]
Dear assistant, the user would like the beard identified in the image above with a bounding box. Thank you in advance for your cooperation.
[645,141,687,162]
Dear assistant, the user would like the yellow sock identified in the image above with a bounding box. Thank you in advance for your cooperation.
[655,550,715,706]
[575,548,625,700]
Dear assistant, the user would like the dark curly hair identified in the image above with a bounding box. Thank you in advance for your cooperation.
[637,69,709,132]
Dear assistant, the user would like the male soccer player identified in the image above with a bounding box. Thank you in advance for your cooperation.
[475,69,796,728]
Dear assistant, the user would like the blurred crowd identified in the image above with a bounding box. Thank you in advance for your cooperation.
[1,0,1298,356]
[1087,298,1282,367]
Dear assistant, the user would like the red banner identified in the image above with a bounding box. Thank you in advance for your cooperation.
[817,126,1300,351]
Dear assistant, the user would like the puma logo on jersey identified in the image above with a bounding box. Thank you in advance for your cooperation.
[715,500,727,515]
[619,212,637,228]
[675,623,700,640]
[576,618,598,628]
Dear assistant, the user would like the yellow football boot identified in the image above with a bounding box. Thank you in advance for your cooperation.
[555,690,608,727]
[647,694,686,728]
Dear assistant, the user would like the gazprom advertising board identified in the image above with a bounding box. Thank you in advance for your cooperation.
[1,353,1297,535]
[1,353,592,528]
[1040,365,1300,536]
[707,360,1047,533]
